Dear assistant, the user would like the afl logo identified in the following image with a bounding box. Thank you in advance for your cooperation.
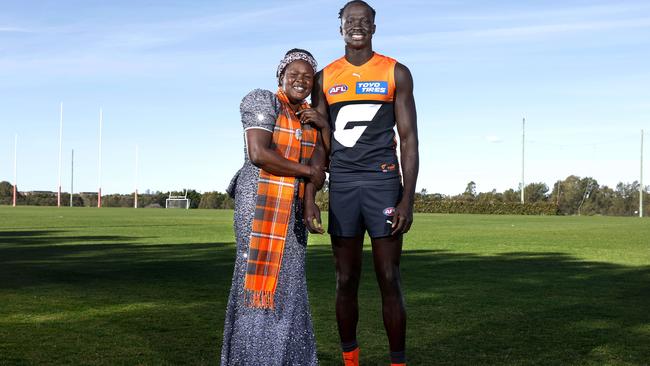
[383,207,396,216]
[328,84,348,95]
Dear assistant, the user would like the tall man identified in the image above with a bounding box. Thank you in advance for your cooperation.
[302,1,419,365]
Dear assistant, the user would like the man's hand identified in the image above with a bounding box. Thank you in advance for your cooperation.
[297,108,330,131]
[308,165,326,190]
[391,199,413,236]
[303,200,324,234]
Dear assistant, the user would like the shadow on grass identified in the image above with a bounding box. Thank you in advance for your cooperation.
[0,229,142,248]
[0,240,235,290]
[1,234,649,365]
[0,233,237,365]
[306,247,650,365]
[0,230,64,238]
[0,230,65,245]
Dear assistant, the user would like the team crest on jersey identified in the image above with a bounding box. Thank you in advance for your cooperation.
[356,81,388,95]
[383,207,396,216]
[380,163,396,172]
[328,84,349,95]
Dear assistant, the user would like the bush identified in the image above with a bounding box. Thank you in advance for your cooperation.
[198,192,234,209]
[414,198,558,215]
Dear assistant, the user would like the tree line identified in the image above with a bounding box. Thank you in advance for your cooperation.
[0,182,233,210]
[412,175,648,216]
[1,175,648,216]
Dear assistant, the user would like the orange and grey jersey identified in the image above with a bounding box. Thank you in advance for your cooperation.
[323,52,399,183]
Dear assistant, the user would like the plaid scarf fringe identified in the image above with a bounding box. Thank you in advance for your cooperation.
[244,289,275,309]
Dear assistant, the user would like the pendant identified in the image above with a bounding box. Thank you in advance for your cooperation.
[295,128,303,141]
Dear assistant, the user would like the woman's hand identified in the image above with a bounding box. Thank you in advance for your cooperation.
[303,200,324,234]
[297,108,329,131]
[308,165,326,189]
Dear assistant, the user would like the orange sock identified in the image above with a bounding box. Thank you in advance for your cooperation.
[342,347,359,366]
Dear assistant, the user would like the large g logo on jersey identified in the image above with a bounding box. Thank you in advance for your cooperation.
[333,104,381,147]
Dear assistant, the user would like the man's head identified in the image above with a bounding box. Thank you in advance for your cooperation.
[339,1,376,49]
[338,0,376,21]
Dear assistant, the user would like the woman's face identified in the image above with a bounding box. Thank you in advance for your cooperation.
[280,60,314,104]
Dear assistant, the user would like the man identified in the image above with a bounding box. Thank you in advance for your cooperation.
[302,1,419,365]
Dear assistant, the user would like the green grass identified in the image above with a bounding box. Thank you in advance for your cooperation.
[1,206,649,365]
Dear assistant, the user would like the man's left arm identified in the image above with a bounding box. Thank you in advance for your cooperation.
[392,62,419,235]
[303,70,330,234]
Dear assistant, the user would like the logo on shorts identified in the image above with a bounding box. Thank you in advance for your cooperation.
[328,84,349,95]
[356,81,388,95]
[380,163,396,172]
[383,207,396,216]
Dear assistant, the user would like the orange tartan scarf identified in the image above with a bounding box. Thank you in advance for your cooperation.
[244,88,318,309]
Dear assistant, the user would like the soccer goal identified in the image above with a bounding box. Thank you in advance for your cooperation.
[166,191,190,209]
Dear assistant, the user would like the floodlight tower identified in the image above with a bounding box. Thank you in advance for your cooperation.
[641,129,645,218]
[70,149,74,207]
[97,108,103,208]
[521,117,525,204]
[57,102,63,207]
[12,134,17,207]
[134,145,139,209]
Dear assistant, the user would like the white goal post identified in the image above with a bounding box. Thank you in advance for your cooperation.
[166,191,190,209]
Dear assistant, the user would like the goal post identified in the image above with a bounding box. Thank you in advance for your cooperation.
[165,191,190,209]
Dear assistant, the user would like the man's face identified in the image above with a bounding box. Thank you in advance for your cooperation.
[340,3,375,49]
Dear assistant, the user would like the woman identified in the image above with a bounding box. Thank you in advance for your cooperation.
[221,49,327,366]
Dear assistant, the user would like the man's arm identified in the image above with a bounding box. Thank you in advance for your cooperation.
[392,62,419,235]
[304,70,331,233]
[307,71,331,153]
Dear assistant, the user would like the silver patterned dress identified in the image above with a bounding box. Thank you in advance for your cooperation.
[220,89,318,366]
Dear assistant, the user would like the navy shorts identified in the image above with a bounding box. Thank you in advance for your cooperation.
[328,178,403,238]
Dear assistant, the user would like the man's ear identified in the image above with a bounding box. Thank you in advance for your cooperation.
[340,25,343,36]
[371,24,376,35]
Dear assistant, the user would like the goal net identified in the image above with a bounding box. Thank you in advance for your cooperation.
[166,192,190,209]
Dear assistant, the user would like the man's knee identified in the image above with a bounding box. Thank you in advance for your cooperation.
[336,270,360,294]
[376,265,402,293]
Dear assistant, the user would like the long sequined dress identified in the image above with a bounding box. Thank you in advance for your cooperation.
[221,89,318,366]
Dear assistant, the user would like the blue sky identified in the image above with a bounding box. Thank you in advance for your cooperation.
[1,0,649,195]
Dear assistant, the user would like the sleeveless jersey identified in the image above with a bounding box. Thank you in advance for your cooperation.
[323,53,399,183]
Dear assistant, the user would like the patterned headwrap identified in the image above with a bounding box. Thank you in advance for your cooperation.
[276,49,318,83]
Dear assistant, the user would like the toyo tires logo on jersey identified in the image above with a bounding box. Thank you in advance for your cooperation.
[328,84,349,95]
[356,81,388,95]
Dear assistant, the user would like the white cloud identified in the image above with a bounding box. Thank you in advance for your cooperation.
[0,26,31,33]
[486,135,503,143]
[441,3,650,22]
[380,18,650,46]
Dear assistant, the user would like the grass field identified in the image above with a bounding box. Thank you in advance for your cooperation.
[1,206,649,365]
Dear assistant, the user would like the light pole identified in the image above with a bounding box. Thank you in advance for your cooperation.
[521,117,525,204]
[13,134,18,207]
[641,129,644,218]
[70,149,74,207]
[57,103,63,207]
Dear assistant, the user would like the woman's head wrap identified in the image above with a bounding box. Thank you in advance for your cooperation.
[276,49,317,84]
